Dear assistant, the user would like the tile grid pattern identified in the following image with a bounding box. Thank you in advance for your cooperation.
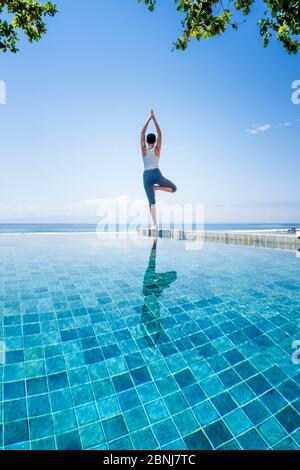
[0,235,300,450]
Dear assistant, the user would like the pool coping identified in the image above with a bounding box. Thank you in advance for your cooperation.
[137,228,300,252]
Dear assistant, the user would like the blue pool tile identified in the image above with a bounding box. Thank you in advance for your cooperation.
[79,422,105,448]
[6,350,24,364]
[88,362,108,381]
[276,406,300,434]
[224,409,252,436]
[198,343,218,359]
[218,369,240,388]
[47,372,68,391]
[50,388,72,412]
[101,344,121,360]
[224,348,245,366]
[218,439,241,450]
[230,382,255,405]
[81,336,98,350]
[201,376,224,397]
[238,429,268,450]
[190,361,213,380]
[172,409,199,436]
[61,329,77,342]
[28,394,51,417]
[293,398,300,414]
[118,389,141,412]
[102,415,128,441]
[4,364,25,382]
[71,383,94,406]
[92,379,114,400]
[4,419,28,446]
[161,439,187,450]
[31,437,56,450]
[4,380,25,400]
[68,366,89,386]
[211,392,238,416]
[125,352,145,370]
[46,356,65,374]
[106,357,127,375]
[97,396,120,419]
[166,353,186,373]
[53,409,77,433]
[152,418,180,446]
[184,430,212,450]
[277,379,300,402]
[164,391,189,415]
[292,428,300,446]
[4,399,27,422]
[84,348,104,364]
[156,376,179,396]
[130,427,158,450]
[109,436,133,450]
[258,417,288,446]
[75,403,99,426]
[5,442,30,450]
[194,400,220,426]
[112,373,134,393]
[26,377,48,396]
[263,365,288,386]
[246,374,272,396]
[243,399,271,425]
[130,366,152,386]
[137,382,160,403]
[204,419,233,448]
[274,437,299,450]
[56,430,82,450]
[145,399,169,424]
[181,383,206,406]
[124,406,149,433]
[207,354,229,374]
[29,415,54,440]
[261,388,288,413]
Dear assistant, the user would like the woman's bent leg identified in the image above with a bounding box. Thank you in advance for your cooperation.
[155,172,177,193]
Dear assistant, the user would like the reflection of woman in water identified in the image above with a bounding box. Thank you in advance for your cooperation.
[141,238,177,344]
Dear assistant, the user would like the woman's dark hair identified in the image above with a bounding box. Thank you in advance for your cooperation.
[147,133,156,144]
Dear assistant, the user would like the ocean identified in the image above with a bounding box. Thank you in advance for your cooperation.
[0,223,298,233]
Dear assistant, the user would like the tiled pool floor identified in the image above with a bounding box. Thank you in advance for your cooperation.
[1,233,300,450]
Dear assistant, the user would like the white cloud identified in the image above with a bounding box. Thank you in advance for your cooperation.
[277,121,292,128]
[246,124,271,135]
[246,118,299,135]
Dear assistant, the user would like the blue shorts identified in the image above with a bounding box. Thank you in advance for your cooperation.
[143,168,177,206]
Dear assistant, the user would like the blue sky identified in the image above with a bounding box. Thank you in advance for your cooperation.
[0,0,300,223]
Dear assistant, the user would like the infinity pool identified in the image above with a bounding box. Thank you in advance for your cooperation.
[1,233,300,450]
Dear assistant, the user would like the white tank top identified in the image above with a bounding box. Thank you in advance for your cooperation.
[143,146,159,170]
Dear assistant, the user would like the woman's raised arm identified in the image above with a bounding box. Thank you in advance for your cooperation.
[152,113,162,157]
[141,113,152,157]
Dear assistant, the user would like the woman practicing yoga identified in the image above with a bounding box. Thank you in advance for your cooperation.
[141,110,177,228]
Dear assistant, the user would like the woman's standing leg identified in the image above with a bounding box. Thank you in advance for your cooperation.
[143,170,157,228]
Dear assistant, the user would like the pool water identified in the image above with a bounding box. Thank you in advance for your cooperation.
[1,233,300,450]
